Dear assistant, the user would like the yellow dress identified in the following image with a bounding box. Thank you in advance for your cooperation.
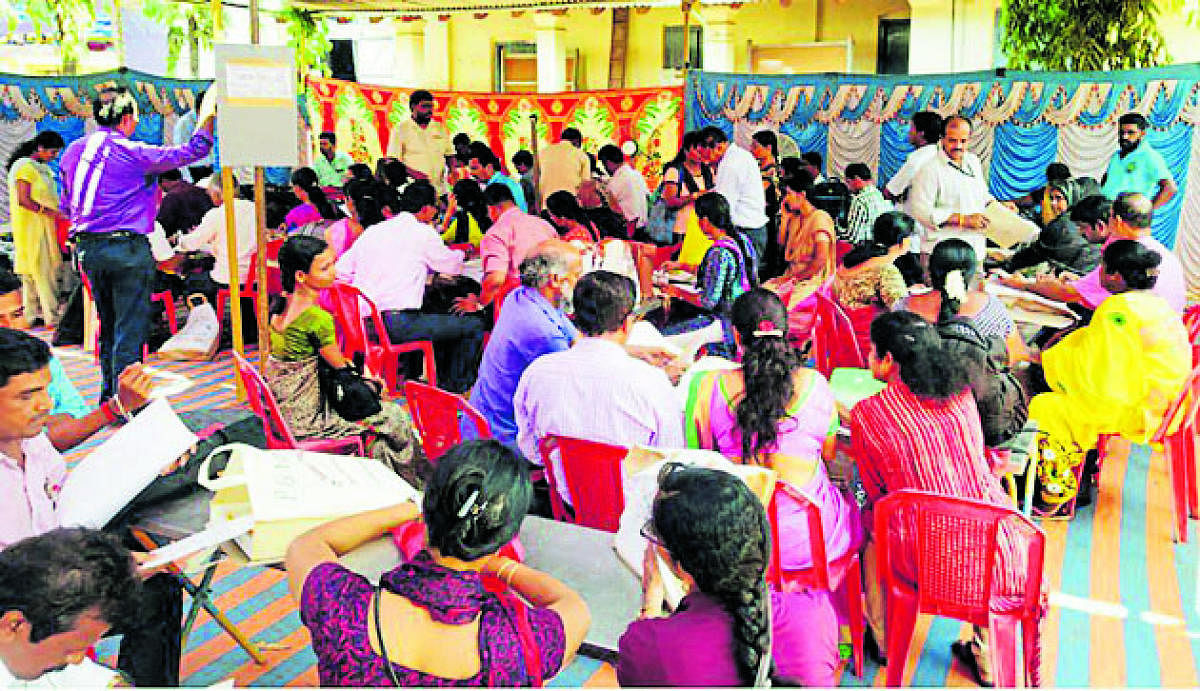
[1030,291,1191,452]
[6,158,62,324]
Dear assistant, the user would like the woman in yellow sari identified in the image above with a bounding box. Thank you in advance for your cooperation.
[6,131,66,326]
[1030,239,1191,508]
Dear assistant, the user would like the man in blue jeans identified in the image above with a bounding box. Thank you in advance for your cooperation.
[59,87,215,401]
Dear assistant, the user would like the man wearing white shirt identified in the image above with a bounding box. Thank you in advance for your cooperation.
[172,90,214,183]
[599,145,649,233]
[0,529,139,688]
[336,182,487,393]
[884,111,943,216]
[909,115,992,260]
[176,176,258,303]
[703,126,769,265]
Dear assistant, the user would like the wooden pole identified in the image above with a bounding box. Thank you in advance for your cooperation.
[249,0,271,371]
[220,168,245,399]
[529,113,540,213]
[680,0,695,71]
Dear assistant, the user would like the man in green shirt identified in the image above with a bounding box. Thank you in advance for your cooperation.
[1100,112,1176,209]
[313,131,354,187]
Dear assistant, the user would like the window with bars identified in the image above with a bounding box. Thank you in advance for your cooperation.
[662,25,702,70]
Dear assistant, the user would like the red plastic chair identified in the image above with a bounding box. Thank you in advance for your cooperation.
[1151,363,1200,542]
[231,351,365,455]
[765,483,866,676]
[1184,304,1199,364]
[811,290,866,377]
[403,380,491,463]
[874,489,1046,688]
[327,282,436,396]
[536,435,628,533]
[215,246,268,331]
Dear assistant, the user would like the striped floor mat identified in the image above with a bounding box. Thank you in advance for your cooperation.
[43,336,1200,687]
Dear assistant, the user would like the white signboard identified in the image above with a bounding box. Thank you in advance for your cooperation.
[214,44,299,168]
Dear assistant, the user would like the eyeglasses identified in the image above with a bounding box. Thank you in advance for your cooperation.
[641,462,687,546]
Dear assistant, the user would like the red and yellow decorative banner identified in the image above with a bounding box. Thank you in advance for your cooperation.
[306,76,685,189]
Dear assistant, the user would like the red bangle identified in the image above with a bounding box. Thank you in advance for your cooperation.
[100,399,118,425]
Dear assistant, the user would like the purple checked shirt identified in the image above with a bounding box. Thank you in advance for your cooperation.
[59,127,215,235]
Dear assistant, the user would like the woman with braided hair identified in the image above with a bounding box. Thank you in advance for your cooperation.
[619,464,839,687]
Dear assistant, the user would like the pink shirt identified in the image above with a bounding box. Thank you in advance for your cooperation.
[1072,235,1185,312]
[335,213,464,312]
[479,207,558,276]
[0,432,66,549]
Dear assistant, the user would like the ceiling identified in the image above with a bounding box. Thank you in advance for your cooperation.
[287,0,739,15]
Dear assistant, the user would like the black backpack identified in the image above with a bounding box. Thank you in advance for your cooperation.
[937,318,1029,447]
[809,178,852,227]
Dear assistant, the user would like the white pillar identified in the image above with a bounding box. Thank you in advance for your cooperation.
[701,6,737,72]
[908,0,995,74]
[392,18,426,88]
[423,18,451,90]
[534,12,567,93]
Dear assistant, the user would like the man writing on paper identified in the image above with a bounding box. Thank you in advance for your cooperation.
[909,115,992,261]
[0,329,183,686]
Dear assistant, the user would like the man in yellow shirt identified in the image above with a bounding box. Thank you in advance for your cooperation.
[538,128,591,207]
[387,90,455,196]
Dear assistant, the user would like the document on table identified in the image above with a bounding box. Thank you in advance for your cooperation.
[57,399,198,529]
[142,516,255,569]
[983,201,1040,248]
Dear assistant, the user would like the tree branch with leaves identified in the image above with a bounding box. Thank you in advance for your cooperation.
[280,5,331,88]
[1001,0,1177,71]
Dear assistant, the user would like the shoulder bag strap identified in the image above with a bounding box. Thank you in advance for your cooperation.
[373,583,405,687]
[496,592,543,687]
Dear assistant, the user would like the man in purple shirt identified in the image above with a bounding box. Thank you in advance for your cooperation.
[59,87,215,401]
[468,240,582,448]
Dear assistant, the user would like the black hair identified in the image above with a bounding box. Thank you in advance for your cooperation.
[94,87,136,127]
[0,268,22,296]
[782,167,816,197]
[1118,112,1149,130]
[276,234,328,296]
[159,168,183,183]
[597,144,623,165]
[695,192,758,285]
[409,90,435,108]
[730,289,800,463]
[1102,238,1161,291]
[6,131,65,171]
[842,211,917,269]
[452,132,471,148]
[700,125,729,145]
[663,130,705,172]
[381,159,409,188]
[801,151,822,169]
[400,180,438,215]
[0,528,140,644]
[1069,194,1113,227]
[869,310,971,399]
[423,440,531,561]
[779,156,804,181]
[911,111,943,144]
[512,149,534,169]
[545,191,594,238]
[319,131,337,145]
[561,127,583,144]
[344,178,386,228]
[844,163,872,181]
[290,167,341,221]
[0,327,51,388]
[450,179,492,242]
[1112,192,1153,230]
[572,270,635,336]
[347,163,374,184]
[751,130,778,159]
[468,141,500,170]
[941,114,972,135]
[1046,162,1072,183]
[651,466,775,685]
[483,181,515,207]
[927,238,977,324]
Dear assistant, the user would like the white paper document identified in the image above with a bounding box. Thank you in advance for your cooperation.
[246,450,420,522]
[143,516,255,569]
[983,201,1040,248]
[57,399,198,529]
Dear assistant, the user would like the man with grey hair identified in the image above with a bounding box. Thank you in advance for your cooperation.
[176,175,258,307]
[468,240,582,449]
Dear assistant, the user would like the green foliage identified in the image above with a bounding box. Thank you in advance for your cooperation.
[1001,0,1171,71]
[18,0,106,73]
[141,0,219,76]
[280,5,331,84]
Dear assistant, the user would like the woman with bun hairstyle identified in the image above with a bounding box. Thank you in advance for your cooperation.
[831,210,918,357]
[283,166,343,232]
[288,439,590,687]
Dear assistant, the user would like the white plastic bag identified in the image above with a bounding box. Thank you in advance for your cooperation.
[158,296,220,361]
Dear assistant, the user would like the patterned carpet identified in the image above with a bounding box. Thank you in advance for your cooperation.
[42,334,1200,687]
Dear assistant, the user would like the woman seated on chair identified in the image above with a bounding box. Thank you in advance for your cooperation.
[683,288,860,572]
[1028,240,1191,510]
[619,464,839,687]
[322,177,385,258]
[546,190,652,301]
[897,238,1030,365]
[287,440,590,687]
[266,234,421,483]
[659,192,758,359]
[763,170,835,305]
[283,166,343,234]
[848,310,1031,686]
[831,211,918,358]
[441,178,492,250]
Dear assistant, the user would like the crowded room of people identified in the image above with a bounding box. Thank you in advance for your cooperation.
[1,0,1199,687]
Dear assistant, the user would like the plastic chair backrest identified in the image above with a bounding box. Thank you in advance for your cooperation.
[328,282,392,366]
[403,380,492,462]
[766,482,831,591]
[231,352,302,450]
[1152,363,1200,444]
[875,489,1044,620]
[537,435,628,533]
[812,290,866,377]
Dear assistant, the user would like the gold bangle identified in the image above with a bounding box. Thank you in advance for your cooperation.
[501,561,520,586]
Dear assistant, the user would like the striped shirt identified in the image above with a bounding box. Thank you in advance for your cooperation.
[59,127,215,235]
[842,185,892,245]
[849,382,1028,596]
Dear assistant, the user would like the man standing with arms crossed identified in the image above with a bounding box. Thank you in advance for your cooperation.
[1101,112,1176,210]
[60,86,215,402]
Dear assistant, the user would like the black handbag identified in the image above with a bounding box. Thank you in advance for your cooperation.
[309,335,383,422]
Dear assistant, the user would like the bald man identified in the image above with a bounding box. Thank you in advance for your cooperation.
[469,240,583,449]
